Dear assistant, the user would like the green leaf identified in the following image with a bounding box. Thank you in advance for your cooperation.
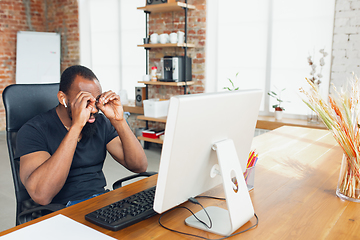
[229,79,235,88]
[270,91,277,96]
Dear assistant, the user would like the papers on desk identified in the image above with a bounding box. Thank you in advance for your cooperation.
[0,214,116,240]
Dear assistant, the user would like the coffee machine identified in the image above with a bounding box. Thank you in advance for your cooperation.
[160,56,192,82]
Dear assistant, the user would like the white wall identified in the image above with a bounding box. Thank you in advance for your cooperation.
[78,0,145,100]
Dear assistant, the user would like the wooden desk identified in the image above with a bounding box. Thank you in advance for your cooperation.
[1,126,358,239]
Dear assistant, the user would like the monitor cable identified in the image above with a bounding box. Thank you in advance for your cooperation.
[188,197,212,229]
[158,196,259,240]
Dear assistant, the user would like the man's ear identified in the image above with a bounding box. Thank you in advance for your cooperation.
[57,91,67,108]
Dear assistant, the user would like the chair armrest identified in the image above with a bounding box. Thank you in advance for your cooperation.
[112,171,157,190]
[18,203,65,225]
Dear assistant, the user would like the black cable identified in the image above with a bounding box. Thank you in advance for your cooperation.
[197,196,226,201]
[158,197,259,240]
[188,197,212,229]
[158,206,211,239]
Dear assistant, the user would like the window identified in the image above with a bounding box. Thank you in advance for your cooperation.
[206,0,335,117]
[79,0,146,100]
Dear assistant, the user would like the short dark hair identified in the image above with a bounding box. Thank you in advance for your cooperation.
[59,65,98,94]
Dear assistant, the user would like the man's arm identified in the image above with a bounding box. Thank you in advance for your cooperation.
[106,120,148,173]
[19,92,96,205]
[97,91,148,173]
[20,126,82,205]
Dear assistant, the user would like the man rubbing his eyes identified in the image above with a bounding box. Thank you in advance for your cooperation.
[16,65,148,207]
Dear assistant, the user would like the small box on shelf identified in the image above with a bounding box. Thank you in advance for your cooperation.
[143,99,169,118]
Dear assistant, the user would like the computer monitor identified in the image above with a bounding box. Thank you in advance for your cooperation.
[153,90,263,236]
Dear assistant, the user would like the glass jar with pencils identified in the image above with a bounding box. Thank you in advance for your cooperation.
[244,150,258,191]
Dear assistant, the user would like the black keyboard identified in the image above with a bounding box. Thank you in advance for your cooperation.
[85,186,157,231]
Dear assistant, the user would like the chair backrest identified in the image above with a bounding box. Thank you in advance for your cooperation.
[2,83,60,223]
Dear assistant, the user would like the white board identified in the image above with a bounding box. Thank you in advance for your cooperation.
[16,31,61,84]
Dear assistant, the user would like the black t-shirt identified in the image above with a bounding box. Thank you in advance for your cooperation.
[16,107,118,205]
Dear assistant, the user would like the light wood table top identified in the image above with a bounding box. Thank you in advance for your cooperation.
[1,126,358,239]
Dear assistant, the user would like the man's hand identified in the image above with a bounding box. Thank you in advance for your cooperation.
[96,91,124,122]
[100,90,148,173]
[70,91,97,128]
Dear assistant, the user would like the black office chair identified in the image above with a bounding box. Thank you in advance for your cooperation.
[3,83,65,225]
[3,83,156,225]
[112,171,157,189]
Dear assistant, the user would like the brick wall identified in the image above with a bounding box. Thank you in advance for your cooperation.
[331,0,360,90]
[0,0,79,130]
[44,0,79,71]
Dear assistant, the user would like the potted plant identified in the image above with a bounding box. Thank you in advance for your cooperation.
[223,72,240,91]
[268,87,287,120]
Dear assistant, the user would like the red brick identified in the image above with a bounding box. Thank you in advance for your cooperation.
[196,53,204,58]
[197,29,205,35]
[196,74,205,80]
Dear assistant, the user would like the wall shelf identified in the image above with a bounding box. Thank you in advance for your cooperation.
[137,115,167,123]
[138,43,195,48]
[123,100,144,114]
[137,2,195,13]
[137,1,194,148]
[137,136,163,144]
[138,81,195,86]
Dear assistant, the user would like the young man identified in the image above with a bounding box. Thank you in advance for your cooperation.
[16,65,148,206]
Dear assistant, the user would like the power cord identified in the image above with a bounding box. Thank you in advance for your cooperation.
[188,197,212,229]
[197,196,226,201]
[158,196,259,239]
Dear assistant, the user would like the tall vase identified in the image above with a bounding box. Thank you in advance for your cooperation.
[336,153,360,202]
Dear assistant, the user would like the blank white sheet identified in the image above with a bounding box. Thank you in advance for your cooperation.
[0,214,116,240]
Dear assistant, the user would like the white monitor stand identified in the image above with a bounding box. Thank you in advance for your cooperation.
[185,139,254,236]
